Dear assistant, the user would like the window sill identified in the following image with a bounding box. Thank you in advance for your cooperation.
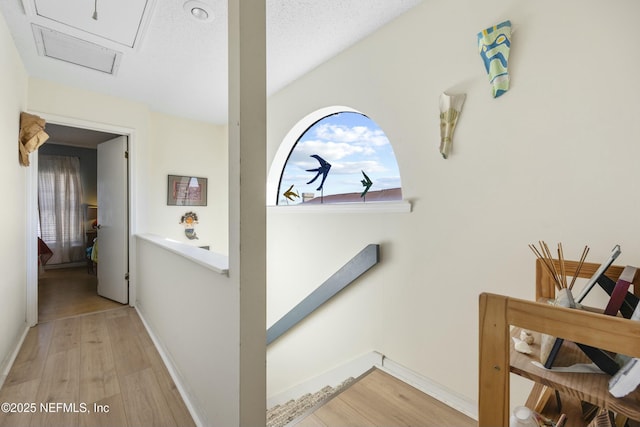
[267,200,412,214]
[136,233,229,275]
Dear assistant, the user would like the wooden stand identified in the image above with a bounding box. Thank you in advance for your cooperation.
[479,260,640,427]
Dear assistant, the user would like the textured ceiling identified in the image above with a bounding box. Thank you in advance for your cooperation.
[1,0,422,125]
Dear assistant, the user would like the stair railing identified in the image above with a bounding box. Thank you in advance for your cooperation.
[267,244,380,345]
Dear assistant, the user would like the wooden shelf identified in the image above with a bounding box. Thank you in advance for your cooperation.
[510,328,640,421]
[478,259,640,427]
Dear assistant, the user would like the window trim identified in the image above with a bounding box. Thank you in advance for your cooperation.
[267,105,411,212]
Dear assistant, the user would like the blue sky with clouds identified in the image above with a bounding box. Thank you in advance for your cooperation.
[278,112,402,204]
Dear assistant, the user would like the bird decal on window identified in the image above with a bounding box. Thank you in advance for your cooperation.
[283,184,299,202]
[306,154,332,191]
[360,171,373,198]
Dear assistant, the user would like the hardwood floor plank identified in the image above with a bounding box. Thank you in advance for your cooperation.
[3,322,53,387]
[127,309,154,349]
[48,316,81,355]
[349,369,473,426]
[38,268,123,323]
[143,345,195,427]
[299,395,377,427]
[293,368,477,427]
[120,368,178,427]
[0,378,40,427]
[79,313,120,405]
[106,314,151,378]
[31,347,81,427]
[78,394,129,427]
[1,307,194,427]
[293,413,331,427]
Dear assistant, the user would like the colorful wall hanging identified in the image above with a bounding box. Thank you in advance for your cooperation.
[180,211,199,240]
[477,20,512,98]
[439,92,466,159]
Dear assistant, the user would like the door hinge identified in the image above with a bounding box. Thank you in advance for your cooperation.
[125,272,130,281]
[124,151,129,159]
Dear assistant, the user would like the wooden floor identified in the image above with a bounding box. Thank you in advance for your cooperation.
[0,307,195,427]
[15,267,473,427]
[291,368,477,427]
[38,267,124,322]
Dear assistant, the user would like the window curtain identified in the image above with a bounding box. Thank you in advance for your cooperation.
[38,155,86,264]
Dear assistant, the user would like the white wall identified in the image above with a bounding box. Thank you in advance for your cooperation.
[135,237,237,426]
[0,10,28,381]
[266,0,640,405]
[148,112,228,253]
[27,79,229,252]
[27,77,152,235]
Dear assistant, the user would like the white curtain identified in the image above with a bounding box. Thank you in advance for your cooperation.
[38,155,85,264]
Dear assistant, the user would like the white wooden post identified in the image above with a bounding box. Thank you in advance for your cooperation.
[228,1,267,425]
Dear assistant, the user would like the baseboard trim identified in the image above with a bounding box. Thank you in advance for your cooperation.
[0,323,30,390]
[267,351,384,408]
[135,304,207,427]
[379,357,478,420]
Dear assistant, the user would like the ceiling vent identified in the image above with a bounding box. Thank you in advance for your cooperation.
[32,24,122,75]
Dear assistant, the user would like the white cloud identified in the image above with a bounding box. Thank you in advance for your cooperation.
[314,123,390,147]
[290,140,373,162]
[374,176,402,189]
[330,160,387,175]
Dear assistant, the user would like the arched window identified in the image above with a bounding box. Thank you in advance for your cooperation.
[269,107,403,206]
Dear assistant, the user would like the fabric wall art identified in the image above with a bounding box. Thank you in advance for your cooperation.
[477,20,512,98]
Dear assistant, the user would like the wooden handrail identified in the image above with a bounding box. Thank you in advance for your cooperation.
[267,244,380,345]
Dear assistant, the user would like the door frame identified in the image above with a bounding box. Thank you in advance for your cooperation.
[26,112,136,326]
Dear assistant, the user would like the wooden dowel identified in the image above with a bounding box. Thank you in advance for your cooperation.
[541,241,562,289]
[569,246,590,290]
[530,243,562,290]
[558,242,567,289]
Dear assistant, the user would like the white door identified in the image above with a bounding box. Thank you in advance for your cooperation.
[97,136,129,304]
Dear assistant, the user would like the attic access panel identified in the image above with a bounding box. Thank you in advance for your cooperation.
[32,24,122,74]
[32,0,150,48]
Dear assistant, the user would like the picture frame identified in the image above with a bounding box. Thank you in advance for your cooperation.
[167,175,207,206]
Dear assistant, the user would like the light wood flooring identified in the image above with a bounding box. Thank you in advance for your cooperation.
[21,267,473,427]
[291,368,477,427]
[38,267,124,323]
[0,307,195,427]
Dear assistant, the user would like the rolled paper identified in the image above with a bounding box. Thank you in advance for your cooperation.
[477,20,511,98]
[439,92,466,159]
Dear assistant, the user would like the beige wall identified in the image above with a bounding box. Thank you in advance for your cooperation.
[0,9,28,380]
[148,112,228,253]
[266,0,640,404]
[0,8,29,379]
[26,79,229,252]
[135,237,237,426]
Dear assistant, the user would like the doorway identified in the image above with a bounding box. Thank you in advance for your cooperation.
[26,116,135,326]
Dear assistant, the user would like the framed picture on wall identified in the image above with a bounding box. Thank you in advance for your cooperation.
[167,175,208,206]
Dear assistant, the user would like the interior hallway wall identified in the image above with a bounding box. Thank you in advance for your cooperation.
[26,80,229,253]
[148,112,228,254]
[266,0,640,405]
[0,9,29,382]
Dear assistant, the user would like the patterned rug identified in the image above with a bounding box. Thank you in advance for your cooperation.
[267,377,355,427]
